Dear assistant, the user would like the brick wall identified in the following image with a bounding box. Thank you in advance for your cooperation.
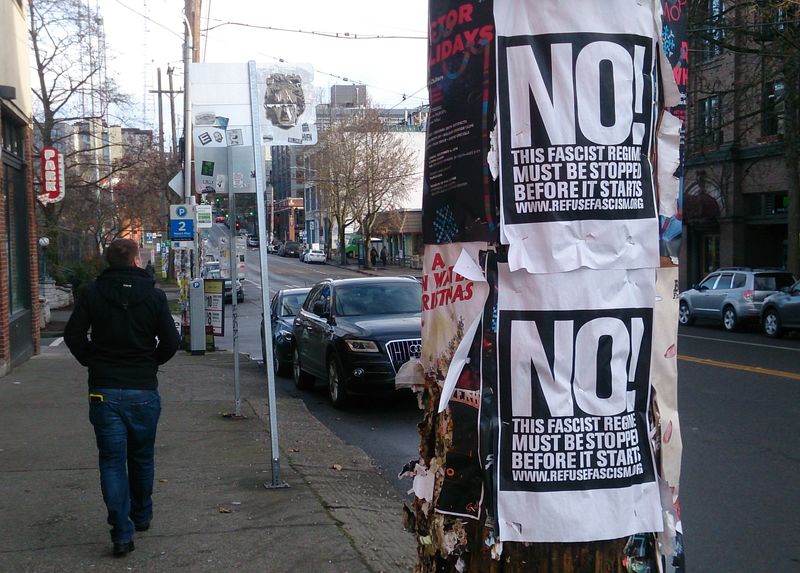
[26,126,41,356]
[0,158,9,375]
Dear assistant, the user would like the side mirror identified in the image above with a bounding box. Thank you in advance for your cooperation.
[313,300,327,317]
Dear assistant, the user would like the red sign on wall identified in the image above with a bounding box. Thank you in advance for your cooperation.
[39,147,65,203]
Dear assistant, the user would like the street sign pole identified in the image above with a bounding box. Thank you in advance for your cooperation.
[248,60,287,489]
[227,164,242,417]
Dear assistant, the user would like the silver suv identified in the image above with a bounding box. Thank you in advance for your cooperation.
[679,268,795,331]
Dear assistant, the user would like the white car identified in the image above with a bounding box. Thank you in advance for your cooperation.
[304,249,326,264]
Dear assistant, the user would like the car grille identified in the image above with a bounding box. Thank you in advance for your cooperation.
[385,338,422,373]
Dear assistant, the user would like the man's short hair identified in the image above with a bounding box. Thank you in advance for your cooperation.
[105,239,140,268]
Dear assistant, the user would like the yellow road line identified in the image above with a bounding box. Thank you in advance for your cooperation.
[679,355,800,381]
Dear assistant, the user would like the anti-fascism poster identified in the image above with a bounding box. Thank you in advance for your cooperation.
[421,243,490,518]
[495,0,661,273]
[422,0,498,244]
[494,264,662,542]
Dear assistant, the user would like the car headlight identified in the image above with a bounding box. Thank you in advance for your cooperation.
[277,329,293,340]
[344,339,380,353]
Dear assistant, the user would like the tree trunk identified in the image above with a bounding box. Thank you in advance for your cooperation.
[412,381,630,572]
[338,223,348,266]
[363,225,373,269]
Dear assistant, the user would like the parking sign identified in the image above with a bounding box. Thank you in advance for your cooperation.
[170,204,195,240]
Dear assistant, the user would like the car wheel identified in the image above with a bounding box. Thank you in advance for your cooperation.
[327,354,349,409]
[273,346,283,376]
[763,309,782,338]
[292,347,314,390]
[722,306,738,332]
[678,301,694,326]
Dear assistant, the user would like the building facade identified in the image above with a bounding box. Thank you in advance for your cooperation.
[1,0,41,374]
[682,2,796,287]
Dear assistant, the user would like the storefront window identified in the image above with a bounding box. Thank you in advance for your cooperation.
[2,114,31,315]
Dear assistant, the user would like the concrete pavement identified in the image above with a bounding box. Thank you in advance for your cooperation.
[0,345,417,571]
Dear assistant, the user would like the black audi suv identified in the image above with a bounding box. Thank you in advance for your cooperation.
[291,277,422,408]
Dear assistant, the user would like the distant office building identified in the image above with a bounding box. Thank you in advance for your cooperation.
[330,84,367,108]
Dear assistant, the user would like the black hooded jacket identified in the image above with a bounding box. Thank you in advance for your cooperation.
[64,266,180,390]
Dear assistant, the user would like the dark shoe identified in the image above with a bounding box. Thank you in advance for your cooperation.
[113,540,135,557]
[134,521,150,532]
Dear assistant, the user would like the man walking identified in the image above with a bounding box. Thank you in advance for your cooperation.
[64,239,180,557]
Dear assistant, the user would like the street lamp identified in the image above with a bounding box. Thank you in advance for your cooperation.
[38,237,51,282]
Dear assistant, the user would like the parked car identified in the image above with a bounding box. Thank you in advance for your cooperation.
[304,249,326,264]
[679,268,795,331]
[267,243,277,254]
[246,235,259,248]
[201,260,220,276]
[292,277,422,408]
[201,268,244,303]
[761,279,800,338]
[260,287,312,374]
[279,241,302,257]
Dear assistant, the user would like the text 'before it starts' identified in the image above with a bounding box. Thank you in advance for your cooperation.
[510,145,647,215]
[508,413,647,484]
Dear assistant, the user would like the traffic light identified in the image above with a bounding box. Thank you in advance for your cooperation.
[215,197,221,204]
[235,220,241,231]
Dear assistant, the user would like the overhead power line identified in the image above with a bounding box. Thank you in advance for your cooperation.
[203,20,426,40]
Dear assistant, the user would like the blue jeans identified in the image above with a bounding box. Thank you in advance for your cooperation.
[89,389,161,543]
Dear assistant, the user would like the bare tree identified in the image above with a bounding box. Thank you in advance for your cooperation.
[312,118,363,264]
[354,110,416,268]
[29,0,134,264]
[312,107,416,266]
[59,146,180,250]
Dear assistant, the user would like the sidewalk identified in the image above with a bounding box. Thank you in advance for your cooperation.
[322,260,423,280]
[0,350,417,571]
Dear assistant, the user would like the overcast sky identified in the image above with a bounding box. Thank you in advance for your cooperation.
[97,0,429,130]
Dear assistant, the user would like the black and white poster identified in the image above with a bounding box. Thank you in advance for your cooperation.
[495,0,661,273]
[422,0,498,244]
[494,264,662,542]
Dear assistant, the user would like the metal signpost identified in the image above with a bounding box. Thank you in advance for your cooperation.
[189,60,318,488]
[248,60,286,488]
[227,181,242,417]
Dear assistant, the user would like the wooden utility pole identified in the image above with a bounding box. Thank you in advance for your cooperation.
[155,68,164,152]
[149,71,183,155]
[167,66,178,157]
[185,0,201,63]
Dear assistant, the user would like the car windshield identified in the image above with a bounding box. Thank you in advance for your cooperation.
[755,274,795,291]
[334,282,421,317]
[205,270,222,279]
[280,293,308,316]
